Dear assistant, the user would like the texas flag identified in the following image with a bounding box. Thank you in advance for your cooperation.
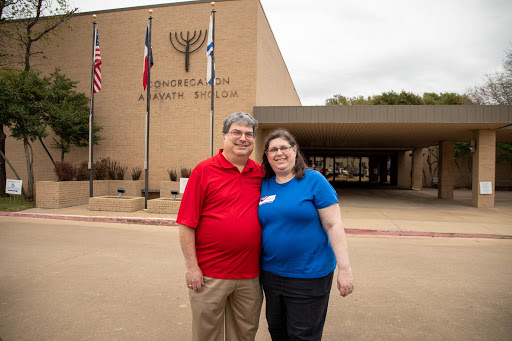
[143,24,154,90]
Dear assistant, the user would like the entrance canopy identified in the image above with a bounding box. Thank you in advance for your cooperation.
[254,105,512,208]
[254,105,512,151]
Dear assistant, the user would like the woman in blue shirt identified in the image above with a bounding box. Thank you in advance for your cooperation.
[259,128,354,341]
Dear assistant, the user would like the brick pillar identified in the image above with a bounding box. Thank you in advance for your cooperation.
[397,151,411,188]
[411,148,423,190]
[438,141,455,199]
[472,130,496,208]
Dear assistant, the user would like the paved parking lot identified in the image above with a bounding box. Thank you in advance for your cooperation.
[0,216,511,340]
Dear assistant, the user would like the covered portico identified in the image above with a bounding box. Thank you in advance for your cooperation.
[254,105,512,208]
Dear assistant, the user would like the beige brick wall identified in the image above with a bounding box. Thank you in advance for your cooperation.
[4,0,300,195]
[36,180,144,208]
[255,2,301,107]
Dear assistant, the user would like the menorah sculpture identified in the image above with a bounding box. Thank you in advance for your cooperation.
[170,30,208,72]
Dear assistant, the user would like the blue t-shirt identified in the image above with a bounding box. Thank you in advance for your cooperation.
[258,169,339,278]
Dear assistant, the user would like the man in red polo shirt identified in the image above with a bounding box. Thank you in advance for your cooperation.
[177,112,263,341]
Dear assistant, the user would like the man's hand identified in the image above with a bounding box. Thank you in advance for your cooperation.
[186,266,204,292]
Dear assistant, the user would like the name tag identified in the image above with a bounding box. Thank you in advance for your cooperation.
[259,195,276,206]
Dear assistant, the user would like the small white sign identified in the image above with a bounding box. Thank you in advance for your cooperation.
[6,179,22,195]
[180,178,189,194]
[479,181,493,195]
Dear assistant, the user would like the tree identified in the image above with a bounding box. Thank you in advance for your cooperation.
[371,90,423,105]
[422,92,472,105]
[466,44,512,175]
[45,68,102,161]
[496,143,512,168]
[1,0,77,70]
[325,94,371,106]
[466,44,512,105]
[325,91,471,106]
[0,0,77,197]
[1,68,49,200]
[454,142,472,188]
[325,90,476,188]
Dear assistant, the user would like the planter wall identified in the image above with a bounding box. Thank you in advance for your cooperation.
[36,180,144,209]
[89,196,145,212]
[160,181,183,199]
[147,198,182,214]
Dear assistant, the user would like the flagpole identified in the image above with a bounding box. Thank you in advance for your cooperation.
[89,15,97,198]
[145,9,153,209]
[209,3,216,157]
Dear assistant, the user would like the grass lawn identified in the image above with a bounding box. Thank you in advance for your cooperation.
[0,196,36,212]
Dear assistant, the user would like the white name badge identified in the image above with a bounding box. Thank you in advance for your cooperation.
[259,195,276,206]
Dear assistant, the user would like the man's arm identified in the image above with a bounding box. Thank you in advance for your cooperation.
[179,224,204,292]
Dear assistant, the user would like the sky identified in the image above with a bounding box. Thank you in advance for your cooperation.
[69,0,512,105]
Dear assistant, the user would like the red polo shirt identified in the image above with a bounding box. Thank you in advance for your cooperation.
[177,150,263,279]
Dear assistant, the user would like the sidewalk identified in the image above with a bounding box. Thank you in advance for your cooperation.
[2,188,512,239]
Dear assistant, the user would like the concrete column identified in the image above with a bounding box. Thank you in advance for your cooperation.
[438,141,455,199]
[472,130,496,208]
[369,156,379,184]
[397,151,412,188]
[411,148,423,190]
[379,157,388,184]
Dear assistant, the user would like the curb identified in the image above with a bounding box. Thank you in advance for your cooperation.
[0,211,177,226]
[2,211,512,240]
[344,228,512,240]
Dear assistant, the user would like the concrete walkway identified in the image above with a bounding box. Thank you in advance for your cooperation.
[2,188,512,239]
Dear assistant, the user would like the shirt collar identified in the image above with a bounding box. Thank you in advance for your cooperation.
[217,149,254,171]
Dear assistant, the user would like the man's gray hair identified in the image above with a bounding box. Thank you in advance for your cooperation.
[222,112,258,135]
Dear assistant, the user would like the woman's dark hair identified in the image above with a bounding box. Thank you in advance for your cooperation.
[262,128,306,180]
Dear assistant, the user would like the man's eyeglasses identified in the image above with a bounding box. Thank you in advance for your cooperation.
[227,130,255,140]
[266,145,293,155]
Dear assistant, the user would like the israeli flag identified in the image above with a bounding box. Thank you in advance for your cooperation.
[206,13,215,85]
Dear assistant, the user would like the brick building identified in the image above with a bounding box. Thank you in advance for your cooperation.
[5,0,300,194]
[3,0,512,208]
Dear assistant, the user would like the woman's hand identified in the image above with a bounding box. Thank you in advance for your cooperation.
[337,269,354,297]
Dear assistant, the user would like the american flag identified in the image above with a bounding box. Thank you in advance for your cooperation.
[93,28,101,93]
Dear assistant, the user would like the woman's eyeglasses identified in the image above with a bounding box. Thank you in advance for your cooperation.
[266,145,293,155]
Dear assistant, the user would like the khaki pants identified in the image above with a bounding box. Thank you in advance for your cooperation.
[189,276,263,341]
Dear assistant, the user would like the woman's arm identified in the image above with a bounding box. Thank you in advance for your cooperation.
[318,203,354,297]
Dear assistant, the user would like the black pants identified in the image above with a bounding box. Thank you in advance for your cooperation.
[260,270,334,341]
